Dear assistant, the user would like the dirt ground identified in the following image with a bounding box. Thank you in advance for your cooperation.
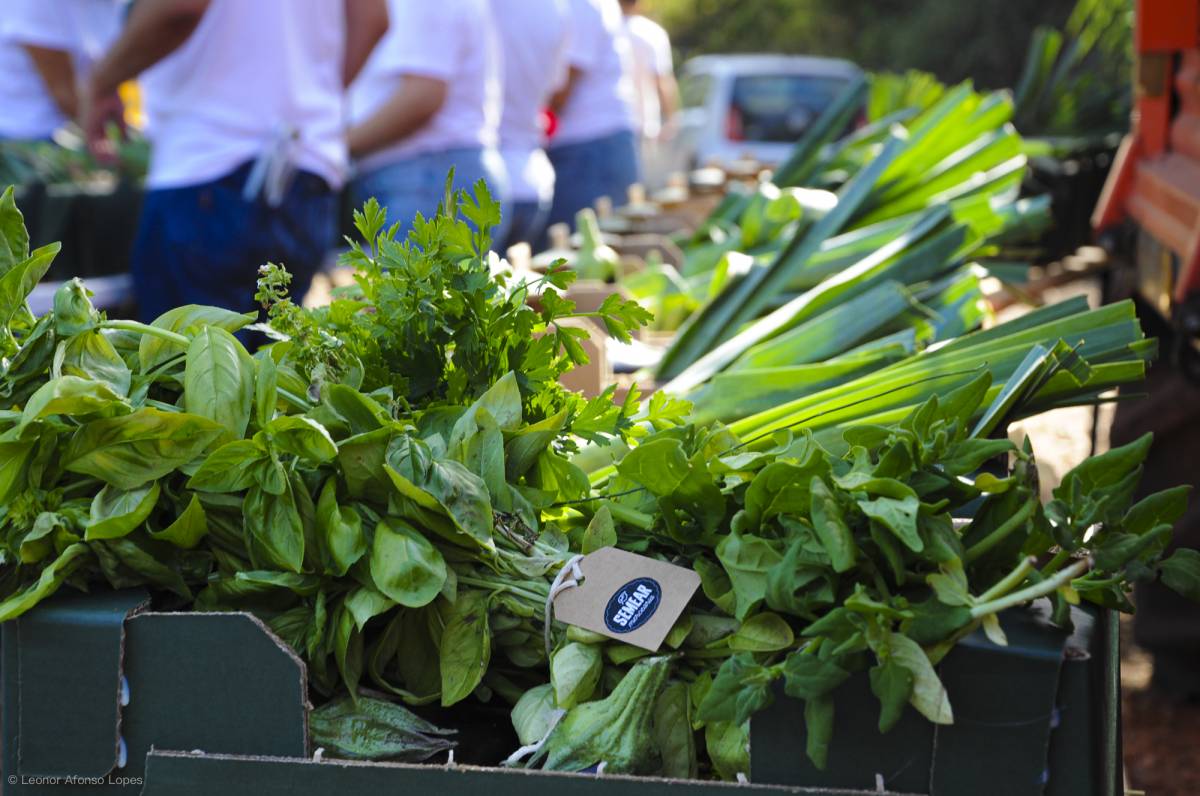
[1001,275,1200,796]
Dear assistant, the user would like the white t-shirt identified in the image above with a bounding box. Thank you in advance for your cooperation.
[490,0,569,202]
[623,14,673,140]
[350,0,501,172]
[553,0,636,147]
[139,0,348,189]
[0,0,125,140]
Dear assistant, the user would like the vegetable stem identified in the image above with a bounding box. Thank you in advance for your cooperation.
[963,494,1037,563]
[603,501,654,531]
[977,556,1037,603]
[969,558,1089,619]
[101,320,189,347]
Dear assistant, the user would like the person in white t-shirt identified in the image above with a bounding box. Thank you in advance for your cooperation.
[490,0,570,249]
[0,0,125,141]
[619,0,678,186]
[80,0,388,322]
[544,0,639,239]
[348,0,507,240]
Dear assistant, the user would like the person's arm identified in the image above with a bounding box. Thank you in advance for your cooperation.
[88,0,209,97]
[81,0,210,152]
[22,45,79,120]
[549,66,583,113]
[656,71,679,136]
[343,0,389,87]
[346,75,447,158]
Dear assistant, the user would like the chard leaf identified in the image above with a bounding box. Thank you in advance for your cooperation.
[1160,549,1200,602]
[781,651,849,700]
[581,504,617,554]
[716,531,784,620]
[804,693,835,770]
[653,681,698,779]
[887,633,953,724]
[869,659,913,733]
[858,494,923,552]
[728,612,795,652]
[696,653,775,726]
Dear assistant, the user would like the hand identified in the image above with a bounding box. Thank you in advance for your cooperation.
[79,78,126,163]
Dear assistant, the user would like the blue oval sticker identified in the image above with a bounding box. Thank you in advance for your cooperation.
[603,577,662,634]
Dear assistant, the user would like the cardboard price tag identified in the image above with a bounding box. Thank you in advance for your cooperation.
[553,547,700,651]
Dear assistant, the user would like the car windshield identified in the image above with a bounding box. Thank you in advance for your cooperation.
[728,74,850,143]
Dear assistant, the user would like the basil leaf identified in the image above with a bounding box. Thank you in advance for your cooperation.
[267,415,338,463]
[139,305,256,371]
[188,439,268,492]
[316,478,366,576]
[64,408,224,489]
[184,325,254,441]
[149,493,208,548]
[370,519,447,608]
[550,641,602,709]
[440,590,492,706]
[255,353,278,429]
[243,483,305,573]
[85,481,160,541]
[0,543,90,621]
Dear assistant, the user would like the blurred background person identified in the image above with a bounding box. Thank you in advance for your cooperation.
[348,0,507,240]
[544,0,639,237]
[619,0,678,188]
[0,0,126,142]
[490,0,570,251]
[80,0,387,321]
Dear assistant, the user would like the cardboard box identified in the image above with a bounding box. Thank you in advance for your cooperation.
[750,602,1121,796]
[0,589,897,795]
[0,593,1118,796]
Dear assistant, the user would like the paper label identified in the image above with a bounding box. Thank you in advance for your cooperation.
[553,547,701,651]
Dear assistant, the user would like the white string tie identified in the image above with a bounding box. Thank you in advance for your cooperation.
[501,708,568,767]
[543,554,585,658]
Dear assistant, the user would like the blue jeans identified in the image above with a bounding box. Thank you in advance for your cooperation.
[131,161,335,322]
[350,147,510,245]
[544,129,639,243]
[504,198,551,251]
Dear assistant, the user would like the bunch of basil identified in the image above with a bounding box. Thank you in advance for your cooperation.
[0,182,667,717]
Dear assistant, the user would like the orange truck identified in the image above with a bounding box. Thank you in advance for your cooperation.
[1094,0,1200,373]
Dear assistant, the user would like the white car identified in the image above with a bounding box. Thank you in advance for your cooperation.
[672,54,865,172]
